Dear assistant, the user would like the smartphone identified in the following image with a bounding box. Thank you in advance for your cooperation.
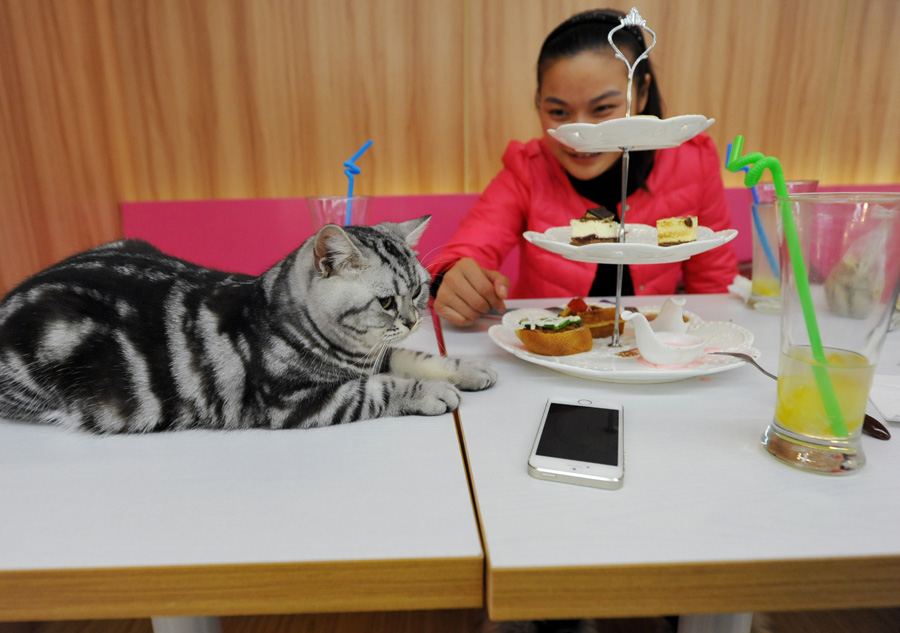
[527,398,624,489]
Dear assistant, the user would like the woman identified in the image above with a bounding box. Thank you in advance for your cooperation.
[431,8,738,326]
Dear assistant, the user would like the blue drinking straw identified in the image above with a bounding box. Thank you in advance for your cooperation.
[343,140,373,225]
[727,143,779,276]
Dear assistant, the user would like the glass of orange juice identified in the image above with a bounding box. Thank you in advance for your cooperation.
[748,181,817,311]
[762,192,900,474]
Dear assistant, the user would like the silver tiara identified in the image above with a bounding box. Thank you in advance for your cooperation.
[608,7,657,81]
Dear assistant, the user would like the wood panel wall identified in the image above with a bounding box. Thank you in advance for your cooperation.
[1,0,898,294]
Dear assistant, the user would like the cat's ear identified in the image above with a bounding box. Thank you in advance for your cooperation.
[313,226,367,276]
[397,216,431,248]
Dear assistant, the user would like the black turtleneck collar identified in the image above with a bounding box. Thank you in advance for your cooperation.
[567,156,640,219]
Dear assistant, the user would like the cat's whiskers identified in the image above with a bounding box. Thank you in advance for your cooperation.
[418,246,449,270]
[373,338,395,375]
[423,256,460,276]
[357,339,388,377]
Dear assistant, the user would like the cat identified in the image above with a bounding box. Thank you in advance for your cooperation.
[0,216,497,433]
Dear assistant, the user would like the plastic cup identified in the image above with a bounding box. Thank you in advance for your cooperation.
[307,196,370,230]
[762,192,900,474]
[748,181,818,311]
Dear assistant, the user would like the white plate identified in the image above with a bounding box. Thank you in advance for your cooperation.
[547,114,715,152]
[524,224,738,265]
[491,308,757,384]
[502,304,702,329]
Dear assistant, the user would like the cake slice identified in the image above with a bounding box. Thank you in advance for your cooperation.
[656,216,698,246]
[570,207,619,245]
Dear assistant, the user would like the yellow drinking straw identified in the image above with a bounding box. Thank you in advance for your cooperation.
[726,136,848,438]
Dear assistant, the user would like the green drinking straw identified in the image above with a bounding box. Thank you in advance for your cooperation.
[726,136,848,438]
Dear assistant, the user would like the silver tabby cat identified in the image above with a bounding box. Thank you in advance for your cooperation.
[0,216,497,433]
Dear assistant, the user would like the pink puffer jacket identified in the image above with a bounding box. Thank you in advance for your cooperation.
[435,133,738,298]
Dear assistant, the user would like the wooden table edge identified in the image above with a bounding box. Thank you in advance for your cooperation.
[486,555,900,621]
[0,555,484,621]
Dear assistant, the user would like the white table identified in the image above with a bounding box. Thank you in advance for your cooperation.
[441,294,900,632]
[0,321,483,628]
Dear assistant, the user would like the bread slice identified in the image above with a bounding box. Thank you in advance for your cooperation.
[516,325,593,356]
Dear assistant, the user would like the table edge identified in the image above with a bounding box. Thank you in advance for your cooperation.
[486,555,900,620]
[0,556,484,621]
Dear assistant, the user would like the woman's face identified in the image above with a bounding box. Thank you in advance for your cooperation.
[538,49,649,181]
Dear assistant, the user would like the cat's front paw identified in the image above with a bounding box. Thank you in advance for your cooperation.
[412,380,462,415]
[450,358,498,391]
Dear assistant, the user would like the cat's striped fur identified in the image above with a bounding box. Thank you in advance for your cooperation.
[0,217,497,433]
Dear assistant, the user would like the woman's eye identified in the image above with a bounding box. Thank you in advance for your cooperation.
[379,296,395,310]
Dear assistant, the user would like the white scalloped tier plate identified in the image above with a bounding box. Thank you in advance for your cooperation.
[547,114,715,152]
[524,224,738,265]
[491,308,757,384]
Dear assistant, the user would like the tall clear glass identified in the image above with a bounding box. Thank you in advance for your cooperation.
[748,181,818,311]
[762,193,900,474]
[307,196,370,231]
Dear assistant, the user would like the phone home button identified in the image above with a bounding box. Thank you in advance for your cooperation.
[577,399,592,405]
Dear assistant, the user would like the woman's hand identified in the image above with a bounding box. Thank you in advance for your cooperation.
[434,258,509,326]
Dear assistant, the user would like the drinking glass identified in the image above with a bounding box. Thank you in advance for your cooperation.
[307,196,370,230]
[762,193,900,474]
[748,181,818,311]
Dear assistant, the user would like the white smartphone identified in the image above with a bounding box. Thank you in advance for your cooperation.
[527,398,624,489]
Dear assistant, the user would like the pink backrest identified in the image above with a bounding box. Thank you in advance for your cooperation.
[725,187,753,264]
[122,198,311,276]
[121,194,523,281]
[122,186,896,284]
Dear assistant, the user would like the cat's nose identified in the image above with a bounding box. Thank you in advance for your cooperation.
[400,302,419,329]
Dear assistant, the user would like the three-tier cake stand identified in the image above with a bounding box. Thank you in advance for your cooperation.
[523,7,736,347]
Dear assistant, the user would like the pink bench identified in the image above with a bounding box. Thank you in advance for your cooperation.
[122,186,898,284]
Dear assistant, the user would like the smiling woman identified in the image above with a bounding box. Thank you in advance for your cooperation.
[537,52,645,181]
[429,8,738,328]
[534,9,661,186]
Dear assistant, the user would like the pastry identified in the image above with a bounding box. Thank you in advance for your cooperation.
[559,297,625,338]
[515,315,593,356]
[570,207,619,245]
[656,216,698,246]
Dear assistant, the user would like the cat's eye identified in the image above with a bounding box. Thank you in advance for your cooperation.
[379,296,395,310]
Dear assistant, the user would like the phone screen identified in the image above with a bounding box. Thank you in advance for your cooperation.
[535,403,620,466]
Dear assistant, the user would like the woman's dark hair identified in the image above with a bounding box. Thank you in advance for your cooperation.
[537,8,663,189]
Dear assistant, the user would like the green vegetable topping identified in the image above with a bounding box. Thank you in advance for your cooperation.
[518,315,583,331]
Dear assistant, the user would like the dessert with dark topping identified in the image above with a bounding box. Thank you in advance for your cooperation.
[570,207,619,245]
